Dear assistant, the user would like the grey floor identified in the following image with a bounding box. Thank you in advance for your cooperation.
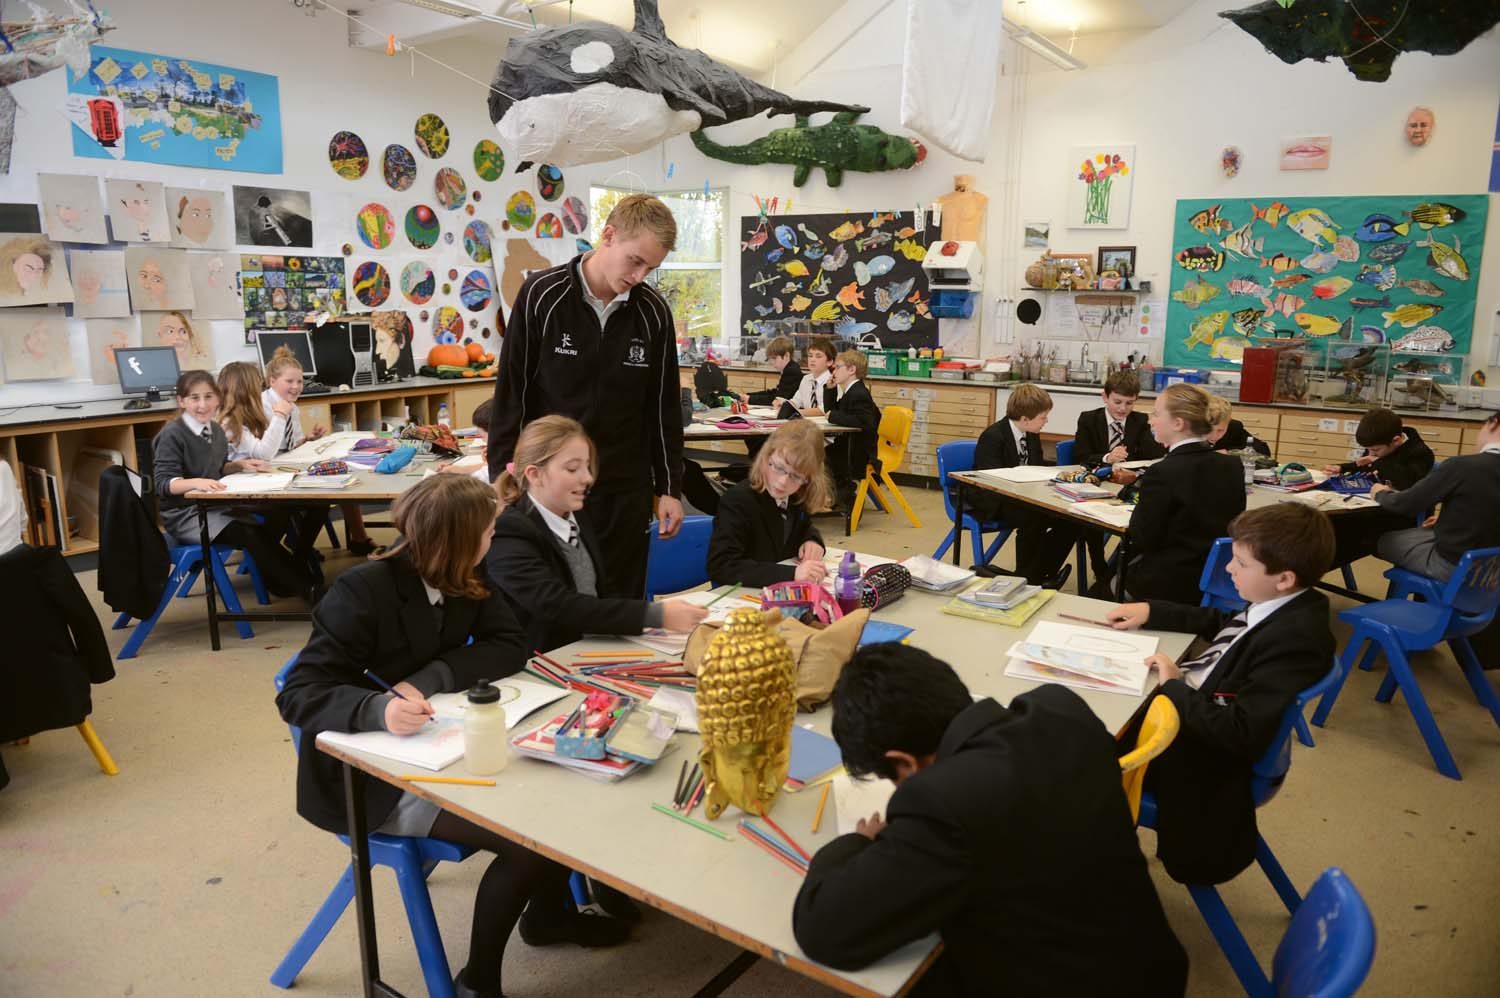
[2,483,1499,997]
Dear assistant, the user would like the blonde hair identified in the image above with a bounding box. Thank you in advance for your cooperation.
[1160,383,1215,436]
[749,421,830,513]
[1006,383,1053,420]
[265,344,303,381]
[1205,394,1233,427]
[218,361,268,442]
[835,349,867,379]
[377,475,497,599]
[494,415,596,509]
[605,193,677,252]
[0,235,54,295]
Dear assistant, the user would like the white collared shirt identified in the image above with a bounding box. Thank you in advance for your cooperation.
[579,254,632,327]
[532,498,579,546]
[0,461,26,555]
[1169,436,1206,452]
[262,387,304,452]
[1482,443,1500,456]
[421,580,444,607]
[1187,589,1305,689]
[1011,421,1028,452]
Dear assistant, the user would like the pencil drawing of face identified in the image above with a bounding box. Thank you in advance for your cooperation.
[53,201,84,233]
[176,194,215,245]
[122,185,154,228]
[206,256,226,286]
[138,257,168,307]
[23,320,51,359]
[76,266,101,304]
[103,327,128,363]
[14,251,46,293]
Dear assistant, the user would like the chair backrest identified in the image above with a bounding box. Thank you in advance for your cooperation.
[1198,537,1249,612]
[274,654,303,754]
[874,406,915,473]
[1437,546,1500,618]
[1252,657,1340,808]
[1271,868,1376,998]
[936,440,977,520]
[1055,438,1075,467]
[1119,696,1180,823]
[644,515,714,599]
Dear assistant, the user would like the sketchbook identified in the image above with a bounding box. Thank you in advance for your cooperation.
[1002,620,1157,696]
[972,466,1059,484]
[428,678,570,731]
[831,772,895,837]
[214,472,295,493]
[317,718,466,772]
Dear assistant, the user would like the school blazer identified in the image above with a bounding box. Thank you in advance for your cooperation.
[1138,590,1334,885]
[793,687,1187,997]
[707,481,824,588]
[485,497,649,653]
[969,417,1047,521]
[1126,443,1246,604]
[276,552,528,834]
[1211,419,1272,457]
[827,380,881,478]
[747,361,803,406]
[1073,408,1164,467]
[1338,425,1435,490]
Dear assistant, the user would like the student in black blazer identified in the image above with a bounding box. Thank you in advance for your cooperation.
[792,643,1187,996]
[740,335,804,406]
[485,416,707,653]
[1320,408,1437,570]
[276,476,628,998]
[1112,384,1246,604]
[970,384,1077,586]
[1108,503,1336,885]
[1072,371,1165,467]
[825,350,881,508]
[708,421,829,587]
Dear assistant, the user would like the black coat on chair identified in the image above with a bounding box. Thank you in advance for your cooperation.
[0,544,115,742]
[1133,590,1334,885]
[1124,443,1246,604]
[96,465,169,622]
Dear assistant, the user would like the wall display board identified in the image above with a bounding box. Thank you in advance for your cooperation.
[239,254,345,337]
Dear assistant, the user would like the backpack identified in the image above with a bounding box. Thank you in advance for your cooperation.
[693,361,730,407]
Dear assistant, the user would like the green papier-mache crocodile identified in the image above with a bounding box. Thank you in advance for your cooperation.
[690,111,926,188]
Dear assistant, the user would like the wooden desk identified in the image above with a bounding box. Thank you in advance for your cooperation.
[317,586,1192,997]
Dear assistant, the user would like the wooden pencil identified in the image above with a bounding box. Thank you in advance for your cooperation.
[399,775,495,786]
[739,822,809,874]
[758,810,814,864]
[575,651,652,659]
[812,782,831,833]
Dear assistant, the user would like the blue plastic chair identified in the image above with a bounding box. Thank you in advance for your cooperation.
[270,655,475,998]
[1270,868,1377,998]
[1138,660,1343,993]
[644,515,714,599]
[1054,438,1076,466]
[1197,537,1248,614]
[1311,547,1500,780]
[932,441,1013,567]
[111,541,269,659]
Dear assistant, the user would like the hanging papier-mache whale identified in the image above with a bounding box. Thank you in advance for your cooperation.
[487,0,869,168]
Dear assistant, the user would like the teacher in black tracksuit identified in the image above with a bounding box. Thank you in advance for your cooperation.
[488,194,685,598]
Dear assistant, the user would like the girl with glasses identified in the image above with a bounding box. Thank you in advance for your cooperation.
[708,421,830,587]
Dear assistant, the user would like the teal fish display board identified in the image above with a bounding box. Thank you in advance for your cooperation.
[1164,194,1488,370]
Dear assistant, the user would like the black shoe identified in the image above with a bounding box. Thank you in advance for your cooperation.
[302,582,328,607]
[1042,564,1073,591]
[971,563,1002,578]
[454,967,505,998]
[347,537,378,556]
[587,878,642,922]
[519,909,631,948]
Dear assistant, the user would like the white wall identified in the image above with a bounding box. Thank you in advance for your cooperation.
[0,0,503,407]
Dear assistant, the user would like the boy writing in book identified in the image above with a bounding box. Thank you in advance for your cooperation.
[1321,407,1436,571]
[792,643,1186,997]
[1106,503,1335,885]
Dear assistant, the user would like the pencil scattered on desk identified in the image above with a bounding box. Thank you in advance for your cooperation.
[526,650,696,700]
[651,802,732,841]
[812,782,831,833]
[739,819,810,875]
[399,775,495,786]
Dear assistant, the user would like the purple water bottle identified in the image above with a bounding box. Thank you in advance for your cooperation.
[835,551,863,614]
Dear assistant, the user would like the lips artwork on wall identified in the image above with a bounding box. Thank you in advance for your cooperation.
[1279,136,1331,171]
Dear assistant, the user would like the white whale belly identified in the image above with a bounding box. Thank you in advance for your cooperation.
[497,83,703,167]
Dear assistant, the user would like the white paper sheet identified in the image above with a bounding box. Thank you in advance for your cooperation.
[281,431,369,462]
[429,678,571,731]
[1071,502,1136,529]
[213,472,294,493]
[317,719,465,772]
[647,687,700,733]
[973,466,1059,484]
[832,772,896,837]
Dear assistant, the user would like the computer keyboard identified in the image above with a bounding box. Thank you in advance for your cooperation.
[301,381,332,395]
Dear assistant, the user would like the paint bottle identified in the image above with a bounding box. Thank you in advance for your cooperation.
[835,551,863,614]
[463,679,509,775]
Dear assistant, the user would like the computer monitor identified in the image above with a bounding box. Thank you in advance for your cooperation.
[115,346,180,401]
[254,329,316,377]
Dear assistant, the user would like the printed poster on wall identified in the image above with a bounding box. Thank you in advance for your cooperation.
[1164,195,1488,372]
[67,46,283,173]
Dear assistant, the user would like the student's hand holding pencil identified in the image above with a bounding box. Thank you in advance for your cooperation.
[661,599,710,632]
[1145,652,1180,682]
[795,559,829,584]
[1107,602,1151,630]
[383,684,435,735]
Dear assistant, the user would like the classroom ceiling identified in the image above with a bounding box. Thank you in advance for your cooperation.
[1005,0,1197,34]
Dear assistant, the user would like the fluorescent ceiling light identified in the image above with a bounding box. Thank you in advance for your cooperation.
[1003,19,1087,71]
[388,0,532,28]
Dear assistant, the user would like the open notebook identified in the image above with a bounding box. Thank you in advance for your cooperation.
[1003,620,1157,696]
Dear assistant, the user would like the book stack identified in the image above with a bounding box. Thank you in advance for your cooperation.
[292,472,358,489]
[1051,480,1114,502]
[900,553,975,593]
[1002,620,1157,696]
[785,725,843,792]
[940,583,1055,627]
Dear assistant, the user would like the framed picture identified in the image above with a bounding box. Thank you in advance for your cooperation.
[1097,245,1137,279]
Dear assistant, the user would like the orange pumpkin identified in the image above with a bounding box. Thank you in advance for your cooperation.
[427,344,469,368]
[466,342,486,362]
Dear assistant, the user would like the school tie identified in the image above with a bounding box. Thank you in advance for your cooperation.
[200,425,212,444]
[1018,436,1029,465]
[1109,420,1125,451]
[567,519,580,548]
[1177,611,1249,688]
[283,418,295,451]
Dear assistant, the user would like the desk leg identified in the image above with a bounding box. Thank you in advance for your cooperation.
[1115,536,1130,601]
[198,501,220,652]
[951,481,965,566]
[692,950,760,998]
[343,764,406,998]
[1075,535,1090,595]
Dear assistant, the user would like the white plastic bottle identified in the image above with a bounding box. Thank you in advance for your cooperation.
[463,680,509,775]
[436,402,451,427]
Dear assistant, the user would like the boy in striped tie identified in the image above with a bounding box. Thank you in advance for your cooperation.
[1105,503,1336,885]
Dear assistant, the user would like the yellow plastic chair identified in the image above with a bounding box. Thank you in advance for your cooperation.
[1119,697,1179,824]
[10,720,118,776]
[849,405,923,534]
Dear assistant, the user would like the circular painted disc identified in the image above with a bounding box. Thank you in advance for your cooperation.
[460,269,494,312]
[404,204,440,250]
[352,261,391,308]
[400,261,435,305]
[536,164,564,201]
[473,139,505,181]
[506,191,535,230]
[535,213,563,239]
[463,220,494,263]
[381,144,417,191]
[328,130,369,180]
[560,196,588,235]
[434,167,468,210]
[434,305,463,342]
[414,113,450,158]
[355,202,395,250]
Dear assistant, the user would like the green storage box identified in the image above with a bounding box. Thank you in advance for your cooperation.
[864,349,904,375]
[898,357,936,378]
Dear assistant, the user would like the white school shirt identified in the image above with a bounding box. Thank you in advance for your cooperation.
[223,410,288,462]
[789,371,832,409]
[578,259,632,328]
[532,498,580,546]
[0,461,26,555]
[262,387,304,454]
[1185,589,1305,689]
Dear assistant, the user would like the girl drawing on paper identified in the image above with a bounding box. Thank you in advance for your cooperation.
[176,194,217,245]
[153,310,206,369]
[0,236,55,299]
[137,257,170,308]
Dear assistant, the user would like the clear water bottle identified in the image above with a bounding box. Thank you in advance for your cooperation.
[436,402,451,427]
[835,551,863,614]
[1240,438,1258,490]
[463,679,509,775]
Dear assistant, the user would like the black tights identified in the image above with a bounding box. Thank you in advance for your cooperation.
[214,520,310,598]
[429,811,574,992]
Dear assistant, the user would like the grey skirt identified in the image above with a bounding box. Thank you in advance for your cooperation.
[374,790,441,836]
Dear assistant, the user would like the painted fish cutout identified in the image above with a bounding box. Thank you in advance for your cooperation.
[865,255,896,278]
[741,228,768,251]
[868,212,895,229]
[1310,276,1353,300]
[774,224,799,251]
[1173,276,1222,309]
[886,310,915,332]
[1366,240,1410,264]
[1226,276,1268,297]
[1250,201,1289,227]
[1300,250,1339,274]
[1354,213,1410,243]
[1400,278,1445,298]
[854,261,872,286]
[836,281,865,310]
[855,229,893,251]
[1349,296,1392,310]
[1382,302,1444,329]
[802,242,825,260]
[1333,236,1360,262]
[1357,326,1385,343]
[808,271,831,297]
[798,223,823,245]
[1189,204,1232,235]
[780,281,802,293]
[1272,273,1310,288]
[893,238,927,262]
[834,319,877,337]
[790,294,812,312]
[810,301,843,322]
[766,247,785,263]
[1421,232,1468,281]
[828,220,864,242]
[1210,336,1251,363]
[1293,312,1352,338]
[1177,245,1225,272]
[1404,202,1466,229]
[1286,207,1340,248]
[749,271,776,293]
[778,259,809,277]
[1220,221,1263,260]
[1356,264,1398,291]
[1231,307,1272,336]
[1260,292,1305,317]
[823,243,850,271]
[895,226,918,238]
[873,276,915,312]
[1260,253,1299,273]
[754,304,776,316]
[1391,326,1455,352]
[1185,310,1229,349]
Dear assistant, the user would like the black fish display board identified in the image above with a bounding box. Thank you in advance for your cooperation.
[738,210,938,351]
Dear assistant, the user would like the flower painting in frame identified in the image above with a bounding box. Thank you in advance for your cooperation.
[1068,146,1134,229]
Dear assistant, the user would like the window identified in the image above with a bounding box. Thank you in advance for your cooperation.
[589,185,726,342]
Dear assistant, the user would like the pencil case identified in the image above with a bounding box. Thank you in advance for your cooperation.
[305,459,350,476]
[374,447,416,474]
[859,564,912,610]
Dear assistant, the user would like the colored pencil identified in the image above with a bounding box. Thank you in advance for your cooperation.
[757,811,813,864]
[363,669,434,722]
[739,822,809,874]
[575,651,652,659]
[533,650,568,672]
[687,773,706,813]
[1057,612,1113,627]
[740,821,806,866]
[673,759,689,805]
[812,782,831,833]
[650,802,733,841]
[399,775,495,786]
[704,586,740,608]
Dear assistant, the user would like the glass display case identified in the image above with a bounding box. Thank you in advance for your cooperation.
[1313,341,1389,408]
[1385,350,1462,412]
[1250,334,1317,404]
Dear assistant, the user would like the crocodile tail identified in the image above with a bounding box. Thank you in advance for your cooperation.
[690,128,764,166]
